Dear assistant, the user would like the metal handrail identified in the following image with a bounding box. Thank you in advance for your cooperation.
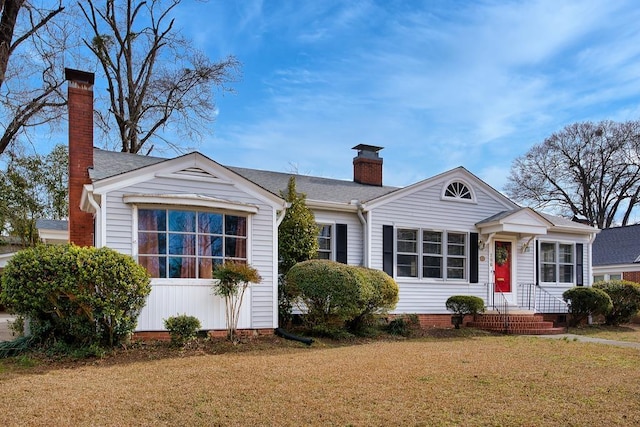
[486,282,510,333]
[517,283,568,314]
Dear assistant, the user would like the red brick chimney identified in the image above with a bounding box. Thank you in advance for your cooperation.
[353,144,383,186]
[66,68,95,247]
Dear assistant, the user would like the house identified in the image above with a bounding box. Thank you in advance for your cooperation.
[0,219,68,270]
[593,224,640,283]
[65,69,599,335]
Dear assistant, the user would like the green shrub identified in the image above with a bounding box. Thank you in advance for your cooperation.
[386,314,420,337]
[593,280,640,325]
[0,244,151,349]
[286,260,400,335]
[562,287,613,326]
[164,314,202,346]
[348,267,399,333]
[445,295,485,316]
[285,260,372,331]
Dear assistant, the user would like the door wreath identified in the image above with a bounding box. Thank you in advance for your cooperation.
[495,246,509,266]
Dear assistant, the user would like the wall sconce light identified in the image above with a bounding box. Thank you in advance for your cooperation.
[478,239,485,250]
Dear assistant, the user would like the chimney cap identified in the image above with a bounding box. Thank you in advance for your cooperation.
[65,68,95,85]
[352,144,383,153]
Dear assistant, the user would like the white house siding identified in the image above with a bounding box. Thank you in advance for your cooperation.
[100,175,277,331]
[313,209,363,265]
[368,174,515,314]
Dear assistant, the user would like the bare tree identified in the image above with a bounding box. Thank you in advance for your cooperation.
[505,120,640,228]
[79,0,240,155]
[0,1,66,154]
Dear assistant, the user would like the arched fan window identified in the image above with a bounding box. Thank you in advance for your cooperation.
[444,181,472,200]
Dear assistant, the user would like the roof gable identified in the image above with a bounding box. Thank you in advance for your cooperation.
[364,166,517,210]
[476,208,553,235]
[91,150,285,208]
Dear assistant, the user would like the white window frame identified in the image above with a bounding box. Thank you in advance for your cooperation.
[134,206,250,280]
[539,241,575,284]
[440,179,477,204]
[316,223,334,261]
[396,227,468,281]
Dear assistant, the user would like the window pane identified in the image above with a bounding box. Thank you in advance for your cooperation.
[198,212,222,234]
[225,237,247,259]
[423,231,442,255]
[559,265,573,283]
[611,274,622,280]
[168,210,196,232]
[169,257,195,278]
[423,256,442,278]
[316,251,331,260]
[398,241,417,253]
[138,232,166,255]
[226,215,247,236]
[593,275,604,282]
[397,229,417,241]
[198,258,221,279]
[139,209,166,231]
[199,235,222,257]
[139,255,166,278]
[448,233,465,245]
[542,264,556,282]
[318,238,331,251]
[169,233,195,255]
[397,254,418,277]
[541,243,555,262]
[559,244,573,263]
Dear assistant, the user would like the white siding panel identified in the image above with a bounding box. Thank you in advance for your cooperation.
[102,175,277,331]
[136,281,252,330]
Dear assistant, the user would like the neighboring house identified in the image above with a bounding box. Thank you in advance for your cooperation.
[593,224,640,283]
[65,69,599,335]
[0,220,68,270]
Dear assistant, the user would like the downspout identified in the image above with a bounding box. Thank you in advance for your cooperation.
[276,202,291,227]
[353,201,368,267]
[86,189,102,247]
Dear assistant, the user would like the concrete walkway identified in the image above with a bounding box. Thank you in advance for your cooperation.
[528,333,640,349]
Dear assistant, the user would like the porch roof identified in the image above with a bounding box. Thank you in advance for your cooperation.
[476,208,553,236]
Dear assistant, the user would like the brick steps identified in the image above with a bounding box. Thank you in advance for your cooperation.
[469,313,565,335]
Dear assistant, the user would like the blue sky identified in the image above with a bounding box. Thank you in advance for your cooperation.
[133,1,640,190]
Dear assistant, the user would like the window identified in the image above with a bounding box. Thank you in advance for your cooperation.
[540,242,573,283]
[317,224,332,260]
[138,209,247,279]
[444,181,472,200]
[397,228,467,280]
[594,273,622,282]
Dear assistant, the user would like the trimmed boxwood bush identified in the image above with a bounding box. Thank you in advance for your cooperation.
[285,260,399,335]
[445,295,485,316]
[562,286,612,326]
[593,280,640,325]
[0,244,151,348]
[164,314,202,346]
[348,267,399,332]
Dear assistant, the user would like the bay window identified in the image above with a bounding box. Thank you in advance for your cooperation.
[138,208,247,279]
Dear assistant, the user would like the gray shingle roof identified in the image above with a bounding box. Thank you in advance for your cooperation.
[91,148,399,204]
[35,219,68,231]
[593,225,640,266]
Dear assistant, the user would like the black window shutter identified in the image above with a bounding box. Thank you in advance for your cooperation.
[383,225,394,276]
[535,242,539,286]
[336,224,347,264]
[576,243,584,286]
[469,232,479,283]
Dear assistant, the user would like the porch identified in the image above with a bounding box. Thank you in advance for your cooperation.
[470,282,568,335]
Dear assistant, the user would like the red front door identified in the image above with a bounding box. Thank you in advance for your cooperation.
[494,241,511,293]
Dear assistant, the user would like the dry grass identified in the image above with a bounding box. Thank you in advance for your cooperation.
[567,323,640,342]
[0,332,639,426]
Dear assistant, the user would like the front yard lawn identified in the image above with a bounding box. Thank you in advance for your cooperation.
[0,330,639,426]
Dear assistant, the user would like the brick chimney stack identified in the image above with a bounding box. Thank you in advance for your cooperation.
[66,68,95,247]
[353,144,383,186]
